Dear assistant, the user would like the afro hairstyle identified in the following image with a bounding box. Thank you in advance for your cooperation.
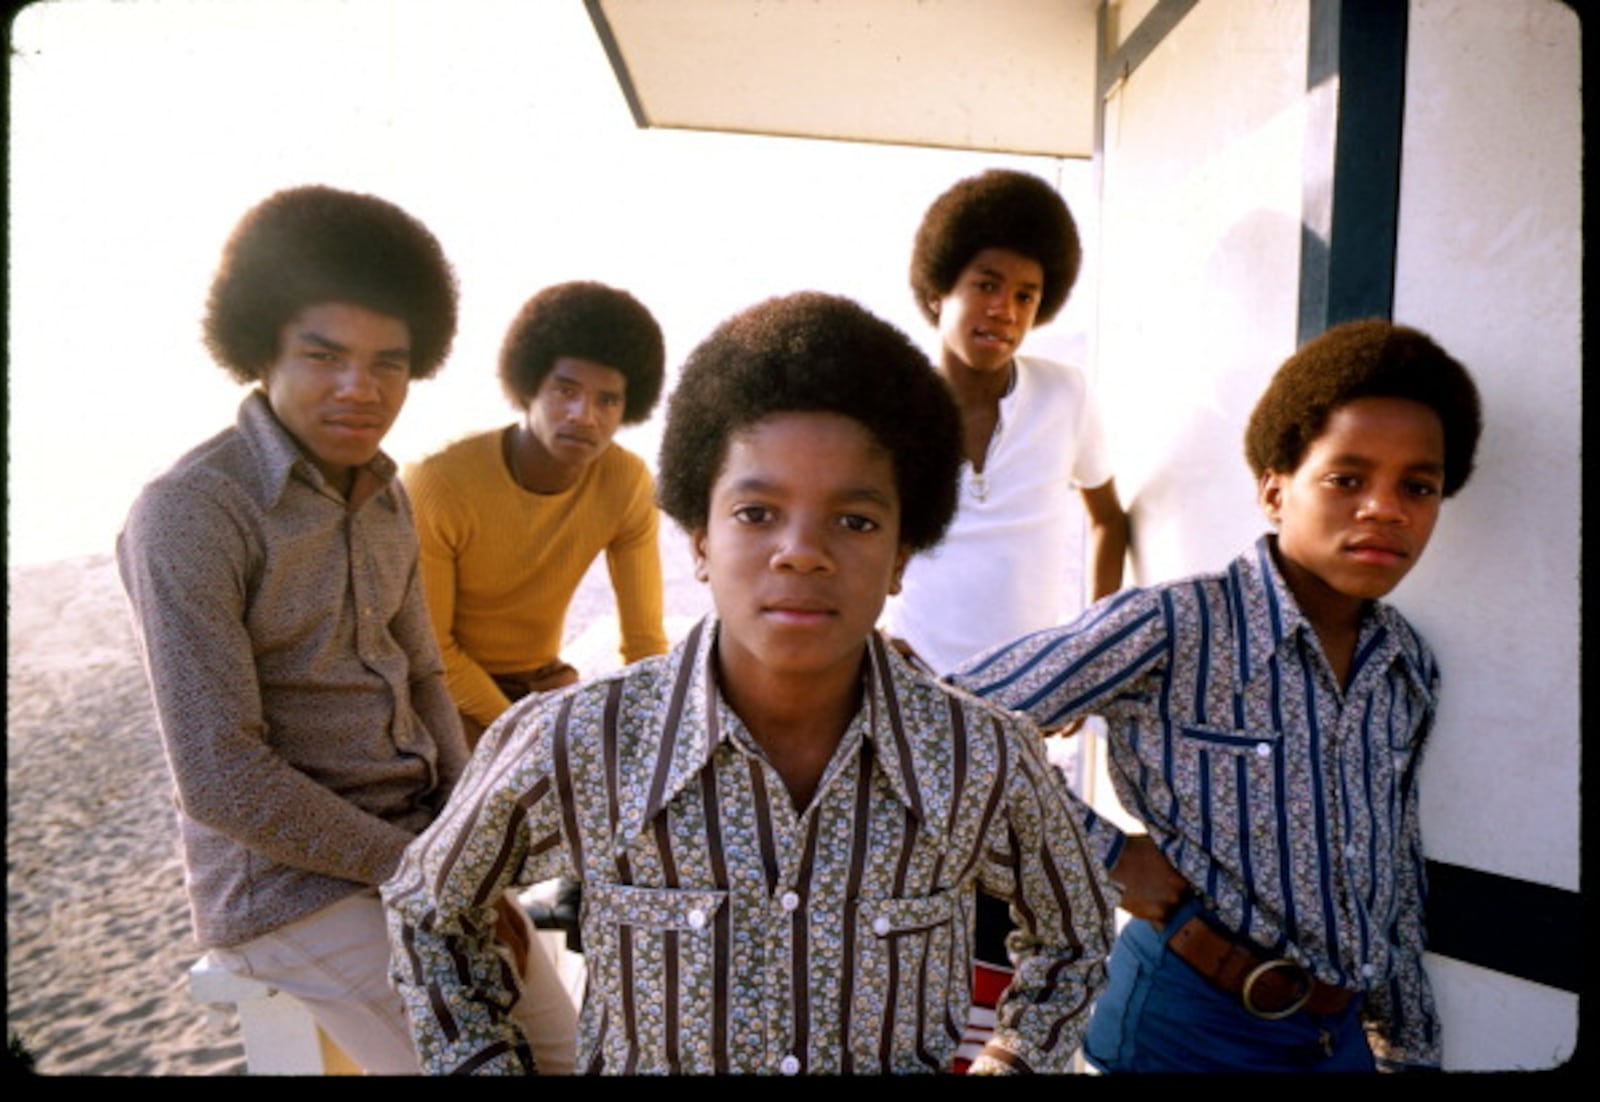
[497,281,666,424]
[203,184,458,384]
[656,291,962,552]
[910,168,1081,327]
[1244,318,1482,497]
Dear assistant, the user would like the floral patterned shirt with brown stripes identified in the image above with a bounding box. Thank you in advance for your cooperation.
[383,616,1116,1075]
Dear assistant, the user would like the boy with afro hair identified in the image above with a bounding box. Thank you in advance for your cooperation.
[883,165,1132,1065]
[404,280,670,952]
[384,291,1116,1075]
[951,319,1483,1072]
[118,185,575,1074]
[404,281,670,748]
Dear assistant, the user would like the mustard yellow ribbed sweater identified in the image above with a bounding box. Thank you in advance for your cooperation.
[403,427,668,727]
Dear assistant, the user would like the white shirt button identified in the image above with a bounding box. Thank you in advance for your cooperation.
[779,1054,801,1075]
[1362,962,1376,978]
[872,916,891,936]
[780,891,800,912]
[1345,844,1358,859]
[687,908,707,930]
[1255,742,1272,757]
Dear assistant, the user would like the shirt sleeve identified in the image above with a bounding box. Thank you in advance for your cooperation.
[117,480,419,885]
[383,694,568,1074]
[971,716,1118,1073]
[1067,367,1114,492]
[948,588,1168,871]
[606,464,669,665]
[1362,688,1444,1069]
[390,484,471,795]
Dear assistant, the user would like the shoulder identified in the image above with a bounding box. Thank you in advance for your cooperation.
[125,427,258,535]
[404,428,504,481]
[402,430,507,514]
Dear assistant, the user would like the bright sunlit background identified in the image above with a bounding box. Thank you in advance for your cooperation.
[6,0,1093,568]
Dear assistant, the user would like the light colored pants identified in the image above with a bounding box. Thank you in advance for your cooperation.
[211,889,577,1074]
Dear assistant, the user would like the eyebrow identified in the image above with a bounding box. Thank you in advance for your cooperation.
[723,476,898,508]
[295,330,412,360]
[1324,451,1446,475]
[974,264,1042,292]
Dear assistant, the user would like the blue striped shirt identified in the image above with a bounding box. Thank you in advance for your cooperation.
[950,535,1441,1067]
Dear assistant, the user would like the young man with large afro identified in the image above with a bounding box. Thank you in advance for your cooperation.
[121,184,573,1074]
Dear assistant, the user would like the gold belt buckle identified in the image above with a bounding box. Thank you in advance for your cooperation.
[1241,958,1313,1020]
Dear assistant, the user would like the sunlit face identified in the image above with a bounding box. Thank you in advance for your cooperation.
[692,412,911,689]
[260,302,412,489]
[933,247,1044,375]
[1261,396,1447,612]
[523,356,627,469]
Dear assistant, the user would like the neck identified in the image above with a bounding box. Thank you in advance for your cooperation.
[504,424,582,494]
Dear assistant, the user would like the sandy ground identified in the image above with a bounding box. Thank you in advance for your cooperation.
[5,534,711,1077]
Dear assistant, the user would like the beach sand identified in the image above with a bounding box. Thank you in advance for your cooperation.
[5,535,711,1076]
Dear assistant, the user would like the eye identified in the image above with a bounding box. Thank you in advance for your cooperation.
[1405,479,1441,498]
[731,504,773,525]
[838,513,880,534]
[1323,472,1361,491]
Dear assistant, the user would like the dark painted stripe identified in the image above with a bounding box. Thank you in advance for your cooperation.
[1424,862,1580,994]
[1300,0,1409,340]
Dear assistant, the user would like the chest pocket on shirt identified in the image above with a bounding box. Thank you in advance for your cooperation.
[1176,724,1285,796]
[587,881,726,934]
[859,888,960,940]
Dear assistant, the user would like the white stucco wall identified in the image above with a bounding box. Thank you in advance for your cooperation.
[1089,0,1580,1070]
[1393,0,1581,1070]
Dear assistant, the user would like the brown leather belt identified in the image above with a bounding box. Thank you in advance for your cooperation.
[1167,915,1356,1020]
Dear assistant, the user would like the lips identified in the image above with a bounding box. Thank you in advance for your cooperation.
[1344,538,1409,564]
[762,597,836,621]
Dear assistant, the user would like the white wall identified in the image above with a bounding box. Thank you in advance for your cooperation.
[1090,0,1580,1070]
[1393,0,1582,1070]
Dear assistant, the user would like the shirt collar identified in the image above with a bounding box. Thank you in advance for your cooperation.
[1237,533,1432,700]
[619,616,940,846]
[236,389,399,511]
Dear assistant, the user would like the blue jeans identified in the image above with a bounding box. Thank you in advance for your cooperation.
[1084,898,1375,1073]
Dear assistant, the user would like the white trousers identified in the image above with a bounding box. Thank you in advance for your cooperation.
[211,889,577,1074]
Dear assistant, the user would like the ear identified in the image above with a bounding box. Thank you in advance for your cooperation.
[1258,472,1285,525]
[690,529,710,583]
[888,544,913,596]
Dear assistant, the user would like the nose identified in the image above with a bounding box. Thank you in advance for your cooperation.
[1356,483,1406,523]
[986,293,1016,321]
[333,360,382,401]
[770,520,832,574]
[567,393,601,426]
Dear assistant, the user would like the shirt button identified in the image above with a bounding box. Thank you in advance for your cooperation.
[872,917,891,936]
[687,908,707,930]
[1255,742,1272,758]
[1362,963,1376,978]
[779,1054,801,1075]
[780,891,800,912]
[1345,844,1358,859]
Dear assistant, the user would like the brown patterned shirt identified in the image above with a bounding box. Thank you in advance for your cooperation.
[117,391,468,947]
[383,618,1115,1074]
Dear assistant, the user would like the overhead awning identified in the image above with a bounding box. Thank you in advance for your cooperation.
[584,0,1100,159]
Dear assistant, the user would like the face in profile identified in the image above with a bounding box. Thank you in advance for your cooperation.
[693,411,911,691]
[260,301,412,489]
[1260,395,1447,611]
